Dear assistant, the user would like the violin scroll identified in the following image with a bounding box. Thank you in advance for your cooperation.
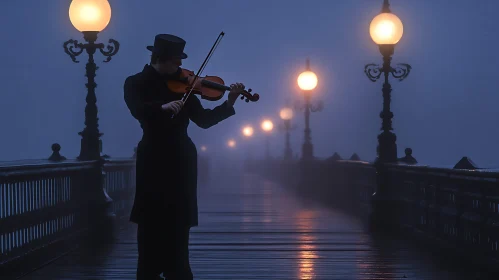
[239,88,260,103]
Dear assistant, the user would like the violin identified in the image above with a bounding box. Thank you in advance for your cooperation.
[170,32,259,118]
[167,68,260,103]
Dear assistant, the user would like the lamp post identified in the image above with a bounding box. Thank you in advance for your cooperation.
[295,58,323,160]
[261,119,274,159]
[63,0,119,161]
[279,107,294,160]
[198,145,210,182]
[242,125,254,161]
[364,0,411,163]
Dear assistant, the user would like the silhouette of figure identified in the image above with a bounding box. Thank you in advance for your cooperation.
[398,148,418,164]
[398,148,417,164]
[124,34,245,280]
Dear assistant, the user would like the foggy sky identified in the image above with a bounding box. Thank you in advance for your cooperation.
[1,0,498,168]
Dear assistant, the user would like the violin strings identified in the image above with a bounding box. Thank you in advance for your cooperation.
[182,32,225,103]
[183,33,223,101]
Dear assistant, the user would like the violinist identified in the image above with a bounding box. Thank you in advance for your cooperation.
[123,34,245,280]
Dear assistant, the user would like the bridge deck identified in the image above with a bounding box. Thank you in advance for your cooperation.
[20,173,480,279]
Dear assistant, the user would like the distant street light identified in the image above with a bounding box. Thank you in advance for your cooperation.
[227,139,236,148]
[241,125,254,161]
[261,119,274,159]
[261,120,274,132]
[297,67,318,91]
[364,0,411,163]
[200,145,207,152]
[295,58,323,160]
[242,125,254,138]
[64,0,119,161]
[279,107,294,160]
[280,108,294,121]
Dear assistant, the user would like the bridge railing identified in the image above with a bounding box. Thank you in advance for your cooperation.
[0,158,135,278]
[255,158,499,264]
[385,164,499,261]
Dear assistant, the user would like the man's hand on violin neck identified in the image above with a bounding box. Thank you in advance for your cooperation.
[227,83,245,107]
[162,100,184,115]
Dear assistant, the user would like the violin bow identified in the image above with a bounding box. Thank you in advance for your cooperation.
[171,32,225,118]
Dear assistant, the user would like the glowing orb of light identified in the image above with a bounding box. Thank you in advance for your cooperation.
[261,120,274,132]
[369,12,403,45]
[227,139,236,148]
[69,0,112,32]
[297,70,318,91]
[280,108,293,120]
[242,126,254,137]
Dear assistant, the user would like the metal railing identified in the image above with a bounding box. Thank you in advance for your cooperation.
[0,158,135,279]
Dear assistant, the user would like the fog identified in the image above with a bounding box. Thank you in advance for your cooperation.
[1,0,498,168]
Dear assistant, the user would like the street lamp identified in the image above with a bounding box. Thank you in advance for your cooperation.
[227,139,236,148]
[242,125,254,138]
[64,0,120,161]
[279,107,294,160]
[241,125,255,163]
[261,120,274,132]
[295,58,323,160]
[261,119,273,159]
[364,0,411,163]
[198,145,210,182]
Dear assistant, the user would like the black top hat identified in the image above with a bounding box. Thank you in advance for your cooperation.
[146,34,188,59]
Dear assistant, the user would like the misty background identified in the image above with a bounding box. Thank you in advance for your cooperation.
[1,0,498,168]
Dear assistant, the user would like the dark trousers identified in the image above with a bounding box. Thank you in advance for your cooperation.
[136,222,193,280]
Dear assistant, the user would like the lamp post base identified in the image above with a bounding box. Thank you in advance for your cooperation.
[87,164,116,243]
[368,192,401,232]
[78,129,103,161]
[368,161,401,232]
[371,131,399,231]
[377,131,397,163]
[284,147,293,161]
[302,141,314,160]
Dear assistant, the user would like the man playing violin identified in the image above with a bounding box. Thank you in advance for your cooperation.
[124,34,245,280]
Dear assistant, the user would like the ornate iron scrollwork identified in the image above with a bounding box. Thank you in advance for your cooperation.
[310,100,323,112]
[364,63,383,82]
[391,63,411,81]
[294,99,323,112]
[365,63,412,82]
[99,39,120,63]
[63,39,84,63]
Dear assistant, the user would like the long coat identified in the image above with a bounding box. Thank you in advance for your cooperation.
[124,64,235,227]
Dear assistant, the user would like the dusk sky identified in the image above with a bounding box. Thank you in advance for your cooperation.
[1,0,499,168]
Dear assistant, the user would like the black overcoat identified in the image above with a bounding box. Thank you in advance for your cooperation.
[124,64,235,227]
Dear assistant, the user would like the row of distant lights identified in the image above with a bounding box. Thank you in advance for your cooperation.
[197,62,301,152]
[200,119,274,152]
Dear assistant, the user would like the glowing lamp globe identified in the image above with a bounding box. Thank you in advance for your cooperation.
[242,126,254,137]
[297,70,318,91]
[200,146,207,152]
[227,139,236,148]
[280,108,293,120]
[261,120,273,132]
[69,0,112,32]
[369,12,403,45]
